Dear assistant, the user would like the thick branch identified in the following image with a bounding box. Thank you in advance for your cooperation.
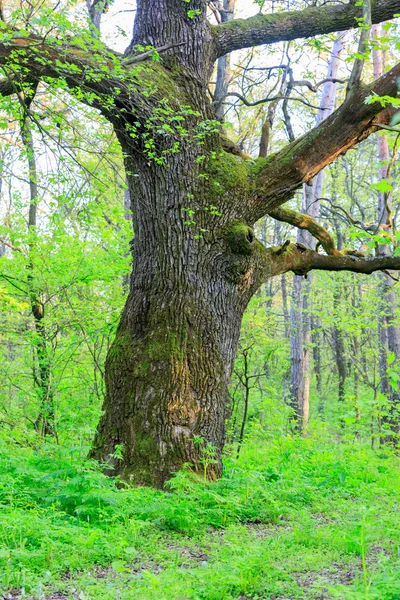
[214,0,400,58]
[0,33,154,122]
[267,242,400,278]
[248,61,400,222]
[269,206,340,255]
[0,76,17,96]
[0,71,39,98]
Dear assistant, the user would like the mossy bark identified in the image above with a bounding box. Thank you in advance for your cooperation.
[90,146,263,487]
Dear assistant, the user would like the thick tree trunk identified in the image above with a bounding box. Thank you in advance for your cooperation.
[90,135,261,486]
[89,1,231,486]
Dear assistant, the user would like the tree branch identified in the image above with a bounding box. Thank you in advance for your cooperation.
[269,206,340,255]
[214,90,320,111]
[346,0,372,93]
[0,237,22,253]
[0,76,19,96]
[0,32,152,121]
[247,61,400,223]
[266,242,400,278]
[122,42,186,66]
[213,0,400,58]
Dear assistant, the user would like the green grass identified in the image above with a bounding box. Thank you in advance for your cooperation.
[0,432,399,599]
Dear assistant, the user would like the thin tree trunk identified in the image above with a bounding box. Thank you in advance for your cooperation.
[259,65,289,158]
[0,172,5,258]
[236,348,250,459]
[289,275,307,428]
[86,0,110,32]
[311,315,323,414]
[281,275,290,338]
[289,35,345,430]
[351,275,361,420]
[372,23,400,438]
[21,110,56,438]
[214,0,236,121]
[332,282,347,404]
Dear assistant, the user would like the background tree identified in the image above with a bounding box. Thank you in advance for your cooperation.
[288,35,345,431]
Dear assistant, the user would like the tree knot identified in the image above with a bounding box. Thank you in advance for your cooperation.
[227,220,255,256]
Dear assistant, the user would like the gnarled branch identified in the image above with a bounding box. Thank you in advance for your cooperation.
[269,206,340,255]
[266,242,400,278]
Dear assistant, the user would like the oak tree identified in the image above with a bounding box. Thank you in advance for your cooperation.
[2,0,400,486]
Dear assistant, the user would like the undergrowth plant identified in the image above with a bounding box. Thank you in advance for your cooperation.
[0,431,399,599]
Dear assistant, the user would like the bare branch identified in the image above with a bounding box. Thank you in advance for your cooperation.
[294,77,348,93]
[0,237,22,253]
[214,90,320,111]
[247,60,400,223]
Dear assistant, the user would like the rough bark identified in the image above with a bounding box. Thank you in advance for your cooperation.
[90,150,261,486]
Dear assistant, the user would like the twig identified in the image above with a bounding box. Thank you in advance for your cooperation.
[0,236,22,253]
[122,42,187,67]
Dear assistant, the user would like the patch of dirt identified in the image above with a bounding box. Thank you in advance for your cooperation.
[2,592,77,600]
[292,561,356,599]
[244,522,293,538]
[367,544,392,567]
[311,513,335,527]
[176,546,210,567]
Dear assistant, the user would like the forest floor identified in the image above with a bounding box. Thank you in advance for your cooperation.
[0,431,399,600]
